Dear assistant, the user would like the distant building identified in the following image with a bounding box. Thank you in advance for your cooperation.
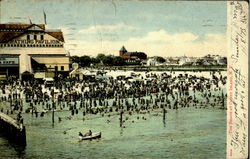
[166,58,179,65]
[202,55,219,65]
[218,57,227,65]
[119,46,147,61]
[0,23,70,79]
[178,56,197,65]
[147,58,158,66]
[164,54,226,66]
[213,56,227,65]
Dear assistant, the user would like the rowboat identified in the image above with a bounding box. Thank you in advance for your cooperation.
[79,132,101,140]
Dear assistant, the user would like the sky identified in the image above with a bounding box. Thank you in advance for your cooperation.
[0,0,227,57]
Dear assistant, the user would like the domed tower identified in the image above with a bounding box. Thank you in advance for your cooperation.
[119,46,127,57]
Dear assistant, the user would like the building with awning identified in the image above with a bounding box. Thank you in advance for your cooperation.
[70,68,96,80]
[0,23,70,79]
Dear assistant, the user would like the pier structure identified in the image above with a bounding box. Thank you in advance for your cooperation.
[0,112,26,145]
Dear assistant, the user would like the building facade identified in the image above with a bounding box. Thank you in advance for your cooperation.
[119,46,147,61]
[0,24,70,79]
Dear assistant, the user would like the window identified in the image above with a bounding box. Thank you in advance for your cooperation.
[40,35,44,40]
[34,34,37,40]
[55,66,58,71]
[27,35,30,40]
[61,66,64,71]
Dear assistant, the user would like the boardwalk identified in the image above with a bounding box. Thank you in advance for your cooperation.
[0,112,26,145]
[0,112,23,130]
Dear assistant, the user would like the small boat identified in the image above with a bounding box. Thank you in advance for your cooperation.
[79,132,101,140]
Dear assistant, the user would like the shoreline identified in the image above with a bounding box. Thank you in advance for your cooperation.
[85,65,227,72]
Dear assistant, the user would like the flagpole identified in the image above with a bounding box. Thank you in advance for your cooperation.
[28,16,32,24]
[43,9,47,25]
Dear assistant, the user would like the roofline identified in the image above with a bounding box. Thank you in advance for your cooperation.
[46,32,64,42]
[25,24,45,30]
[0,23,64,42]
[28,54,67,57]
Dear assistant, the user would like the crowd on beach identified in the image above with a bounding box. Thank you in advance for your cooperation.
[0,70,227,125]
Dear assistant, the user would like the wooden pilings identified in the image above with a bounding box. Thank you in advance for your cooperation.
[120,111,123,127]
[163,108,166,121]
[0,112,26,145]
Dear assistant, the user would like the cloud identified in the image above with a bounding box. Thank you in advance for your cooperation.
[65,29,226,57]
[203,33,225,42]
[129,29,198,44]
[79,23,137,34]
[61,27,72,35]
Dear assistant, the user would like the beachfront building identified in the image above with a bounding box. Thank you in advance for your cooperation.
[119,46,147,64]
[146,58,158,66]
[70,68,96,80]
[213,56,227,65]
[0,23,70,80]
[165,57,179,65]
[178,56,197,65]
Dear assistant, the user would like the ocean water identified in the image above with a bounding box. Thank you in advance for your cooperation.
[0,70,227,159]
[0,107,226,159]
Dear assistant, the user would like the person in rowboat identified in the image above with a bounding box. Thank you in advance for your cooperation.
[84,130,92,136]
[79,132,83,137]
[88,130,92,136]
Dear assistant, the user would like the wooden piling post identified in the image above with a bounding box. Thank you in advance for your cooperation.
[52,102,55,123]
[120,111,123,127]
[221,91,225,109]
[163,108,166,120]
